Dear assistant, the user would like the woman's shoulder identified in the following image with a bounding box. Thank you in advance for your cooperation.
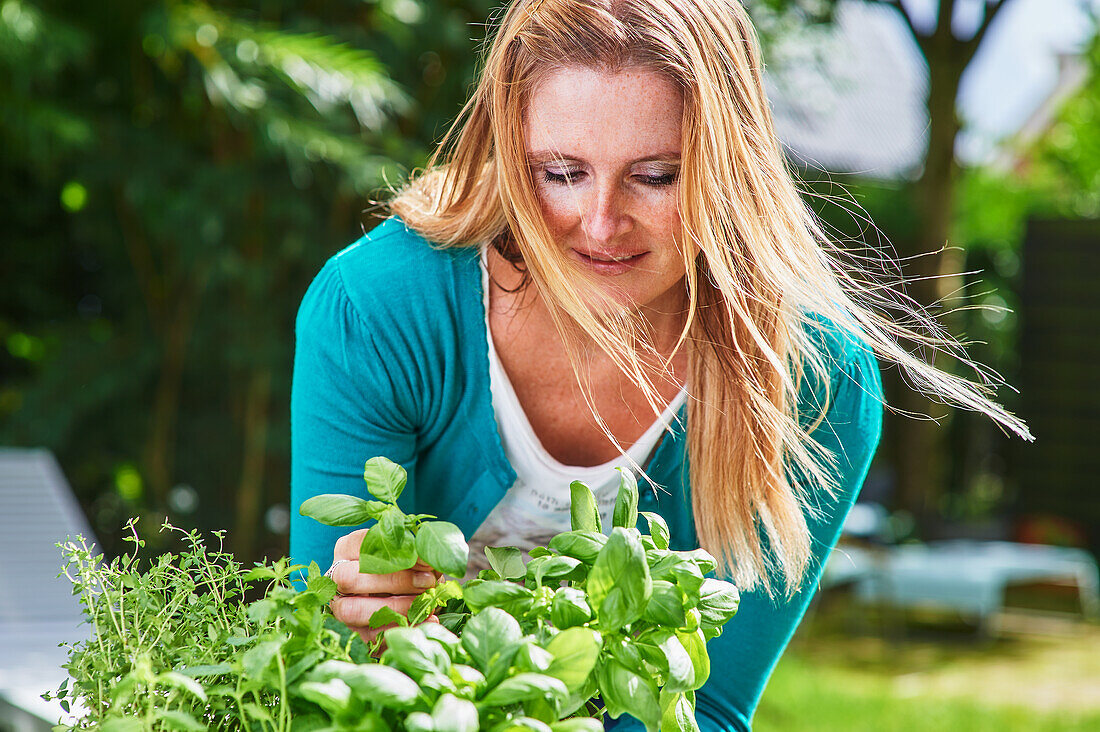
[797,312,884,430]
[323,216,480,312]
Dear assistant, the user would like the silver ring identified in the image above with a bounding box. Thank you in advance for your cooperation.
[326,559,353,597]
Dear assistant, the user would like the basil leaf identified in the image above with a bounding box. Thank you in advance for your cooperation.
[659,689,701,732]
[362,456,408,504]
[550,587,592,629]
[548,531,607,563]
[381,626,451,680]
[549,720,604,732]
[432,693,479,732]
[462,579,535,615]
[415,521,469,578]
[543,627,602,691]
[359,506,417,574]
[480,673,567,710]
[296,679,353,715]
[298,494,380,527]
[484,546,527,580]
[308,660,419,709]
[460,607,522,675]
[516,641,555,673]
[673,548,718,576]
[529,555,582,586]
[676,629,710,690]
[587,527,652,629]
[639,511,670,550]
[697,578,740,628]
[643,580,686,627]
[368,605,409,629]
[596,657,659,732]
[654,630,695,693]
[612,468,639,530]
[568,481,601,533]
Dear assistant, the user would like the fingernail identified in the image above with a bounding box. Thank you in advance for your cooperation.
[413,571,436,589]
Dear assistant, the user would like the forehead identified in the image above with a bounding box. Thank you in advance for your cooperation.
[523,65,683,161]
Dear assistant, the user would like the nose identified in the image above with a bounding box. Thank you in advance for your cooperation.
[581,184,632,244]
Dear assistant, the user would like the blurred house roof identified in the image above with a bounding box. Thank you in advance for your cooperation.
[0,448,94,728]
[765,1,930,180]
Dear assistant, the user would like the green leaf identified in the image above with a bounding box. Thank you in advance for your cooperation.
[587,528,652,629]
[462,579,535,615]
[569,481,601,533]
[242,639,282,681]
[550,586,593,629]
[415,521,469,578]
[484,546,527,580]
[697,578,740,628]
[491,718,553,732]
[597,658,660,732]
[406,712,436,732]
[543,627,602,691]
[178,663,232,677]
[297,678,353,715]
[153,710,205,732]
[420,619,462,656]
[529,555,582,586]
[461,608,522,675]
[368,605,409,628]
[639,511,670,550]
[359,506,417,574]
[548,531,607,563]
[643,580,686,627]
[99,720,144,732]
[659,689,701,732]
[298,494,382,526]
[432,693,479,732]
[612,468,639,530]
[516,641,554,673]
[382,626,451,679]
[676,629,710,690]
[155,671,207,702]
[363,456,408,504]
[549,719,604,732]
[653,630,695,693]
[480,673,567,709]
[673,549,718,576]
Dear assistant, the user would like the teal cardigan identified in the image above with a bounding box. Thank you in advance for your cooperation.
[290,217,883,731]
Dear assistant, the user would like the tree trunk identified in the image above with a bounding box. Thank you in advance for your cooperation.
[888,26,968,523]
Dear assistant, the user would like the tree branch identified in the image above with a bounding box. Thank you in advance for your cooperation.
[963,0,1014,64]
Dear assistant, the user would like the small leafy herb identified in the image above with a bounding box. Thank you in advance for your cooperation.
[51,456,739,732]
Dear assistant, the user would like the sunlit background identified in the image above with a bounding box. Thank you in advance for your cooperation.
[2,0,1098,729]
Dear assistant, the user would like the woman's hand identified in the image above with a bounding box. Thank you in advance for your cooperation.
[327,529,442,645]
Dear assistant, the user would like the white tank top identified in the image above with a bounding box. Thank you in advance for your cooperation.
[467,248,687,574]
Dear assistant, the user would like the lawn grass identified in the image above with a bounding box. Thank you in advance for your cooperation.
[754,602,1100,731]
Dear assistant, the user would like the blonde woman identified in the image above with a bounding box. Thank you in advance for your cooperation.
[290,0,1028,728]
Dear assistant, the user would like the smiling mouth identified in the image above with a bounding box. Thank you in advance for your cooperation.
[576,250,646,263]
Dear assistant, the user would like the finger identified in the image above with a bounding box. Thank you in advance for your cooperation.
[331,564,438,596]
[333,529,370,561]
[347,624,386,647]
[330,594,417,628]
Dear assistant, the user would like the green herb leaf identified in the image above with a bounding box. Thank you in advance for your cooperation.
[462,579,535,615]
[359,506,418,574]
[543,627,602,691]
[697,578,740,628]
[298,493,379,526]
[568,481,601,533]
[484,546,527,580]
[639,511,670,550]
[416,521,470,578]
[587,528,652,629]
[676,629,710,690]
[382,626,451,679]
[548,531,607,563]
[432,693,479,732]
[660,689,701,732]
[363,456,408,504]
[480,672,568,709]
[308,660,420,709]
[368,605,409,628]
[296,678,353,715]
[643,580,686,627]
[653,630,695,692]
[153,710,205,732]
[549,719,604,732]
[550,586,592,629]
[611,468,639,530]
[529,555,582,586]
[597,657,660,732]
[461,608,522,675]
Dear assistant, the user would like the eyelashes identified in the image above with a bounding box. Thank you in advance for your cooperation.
[542,169,679,187]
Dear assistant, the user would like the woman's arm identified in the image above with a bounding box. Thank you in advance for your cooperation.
[290,255,421,572]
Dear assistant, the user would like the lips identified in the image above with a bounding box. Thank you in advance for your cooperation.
[570,248,649,274]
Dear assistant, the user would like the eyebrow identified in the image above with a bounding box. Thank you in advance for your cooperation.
[526,150,681,166]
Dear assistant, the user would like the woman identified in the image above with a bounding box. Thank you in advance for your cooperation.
[290,0,1029,728]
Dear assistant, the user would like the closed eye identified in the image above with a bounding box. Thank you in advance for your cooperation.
[543,169,585,185]
[635,172,678,187]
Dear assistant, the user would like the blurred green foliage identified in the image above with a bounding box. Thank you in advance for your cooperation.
[0,0,496,561]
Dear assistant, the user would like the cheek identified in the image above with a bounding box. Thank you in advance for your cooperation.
[534,186,582,231]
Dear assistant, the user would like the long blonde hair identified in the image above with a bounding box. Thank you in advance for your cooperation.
[387,0,1031,594]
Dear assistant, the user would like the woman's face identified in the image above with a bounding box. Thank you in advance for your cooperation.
[523,65,689,318]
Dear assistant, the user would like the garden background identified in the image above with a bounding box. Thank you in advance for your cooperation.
[2,0,1099,729]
